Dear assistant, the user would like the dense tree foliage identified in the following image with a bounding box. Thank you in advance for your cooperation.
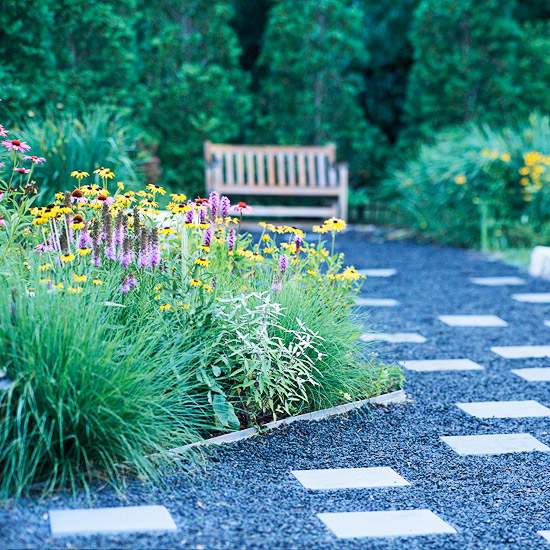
[1,0,550,195]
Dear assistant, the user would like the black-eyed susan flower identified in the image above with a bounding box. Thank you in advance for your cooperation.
[78,247,92,256]
[190,278,202,287]
[68,286,83,294]
[159,303,171,311]
[146,184,166,195]
[323,218,346,232]
[92,279,103,285]
[71,170,89,180]
[203,284,213,292]
[73,274,87,283]
[313,224,328,234]
[60,253,75,263]
[51,282,63,289]
[195,258,210,267]
[170,193,187,202]
[39,278,52,285]
[38,262,53,271]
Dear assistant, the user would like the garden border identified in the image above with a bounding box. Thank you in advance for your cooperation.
[168,389,406,455]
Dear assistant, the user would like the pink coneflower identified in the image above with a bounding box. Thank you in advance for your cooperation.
[209,190,219,217]
[92,194,114,207]
[0,163,5,169]
[220,196,230,219]
[0,125,8,138]
[279,254,288,275]
[34,240,52,253]
[230,201,254,215]
[70,188,87,204]
[227,228,236,252]
[1,139,31,153]
[23,155,46,165]
[13,167,31,174]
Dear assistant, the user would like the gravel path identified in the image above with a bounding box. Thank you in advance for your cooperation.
[3,233,550,549]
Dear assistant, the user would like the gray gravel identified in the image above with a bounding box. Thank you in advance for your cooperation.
[3,233,550,549]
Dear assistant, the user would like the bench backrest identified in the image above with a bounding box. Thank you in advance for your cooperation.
[204,142,343,192]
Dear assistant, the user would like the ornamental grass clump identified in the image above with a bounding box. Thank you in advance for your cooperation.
[0,119,401,498]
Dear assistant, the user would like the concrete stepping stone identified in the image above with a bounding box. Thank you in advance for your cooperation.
[492,346,550,359]
[355,298,399,307]
[456,400,550,418]
[291,467,410,490]
[49,505,177,537]
[512,368,550,382]
[470,277,525,286]
[317,509,457,539]
[438,315,508,327]
[399,359,483,372]
[441,434,550,455]
[538,530,550,542]
[513,293,550,303]
[361,333,427,344]
[358,268,397,277]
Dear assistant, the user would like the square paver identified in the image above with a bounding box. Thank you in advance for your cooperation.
[513,293,550,303]
[361,333,427,344]
[491,346,550,359]
[355,298,399,307]
[291,467,410,490]
[49,505,177,537]
[441,433,550,455]
[399,359,484,372]
[470,277,525,286]
[538,530,550,542]
[512,368,550,382]
[317,509,457,539]
[456,400,550,418]
[358,269,397,277]
[438,315,508,327]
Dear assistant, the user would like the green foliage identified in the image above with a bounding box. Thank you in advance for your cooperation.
[0,283,207,499]
[402,0,550,145]
[21,106,146,203]
[256,0,388,185]
[385,113,550,248]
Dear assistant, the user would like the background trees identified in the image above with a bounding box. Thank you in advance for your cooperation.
[1,0,550,196]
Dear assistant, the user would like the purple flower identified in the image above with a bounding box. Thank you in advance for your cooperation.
[119,237,135,267]
[128,271,137,288]
[279,254,288,275]
[149,228,161,266]
[77,229,92,250]
[294,234,302,253]
[271,281,282,293]
[185,202,194,224]
[104,238,116,261]
[209,190,219,217]
[120,275,130,294]
[220,196,230,220]
[198,207,207,224]
[227,228,236,252]
[203,225,213,247]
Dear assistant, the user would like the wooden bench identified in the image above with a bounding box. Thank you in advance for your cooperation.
[204,142,348,221]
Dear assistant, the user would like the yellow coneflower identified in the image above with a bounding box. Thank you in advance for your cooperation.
[92,279,103,285]
[170,193,187,202]
[146,184,166,195]
[195,258,210,267]
[71,170,90,180]
[73,274,87,283]
[190,279,202,287]
[323,217,346,232]
[60,253,75,263]
[38,263,53,271]
[159,303,172,311]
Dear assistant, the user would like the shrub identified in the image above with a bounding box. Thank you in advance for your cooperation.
[385,113,550,248]
[20,106,146,203]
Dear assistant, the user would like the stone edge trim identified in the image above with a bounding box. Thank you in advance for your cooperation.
[166,389,406,455]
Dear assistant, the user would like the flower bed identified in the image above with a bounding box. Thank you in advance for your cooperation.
[0,123,402,499]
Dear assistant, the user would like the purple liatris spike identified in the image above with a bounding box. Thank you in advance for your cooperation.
[203,225,213,248]
[279,254,288,275]
[185,202,194,224]
[137,228,149,268]
[227,228,236,252]
[150,227,161,266]
[120,274,130,294]
[77,228,92,249]
[220,196,230,220]
[114,210,124,246]
[104,237,116,261]
[294,233,302,253]
[119,236,134,267]
[198,207,207,224]
[209,190,219,218]
[128,271,137,288]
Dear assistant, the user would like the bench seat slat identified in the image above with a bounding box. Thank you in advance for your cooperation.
[211,186,340,197]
